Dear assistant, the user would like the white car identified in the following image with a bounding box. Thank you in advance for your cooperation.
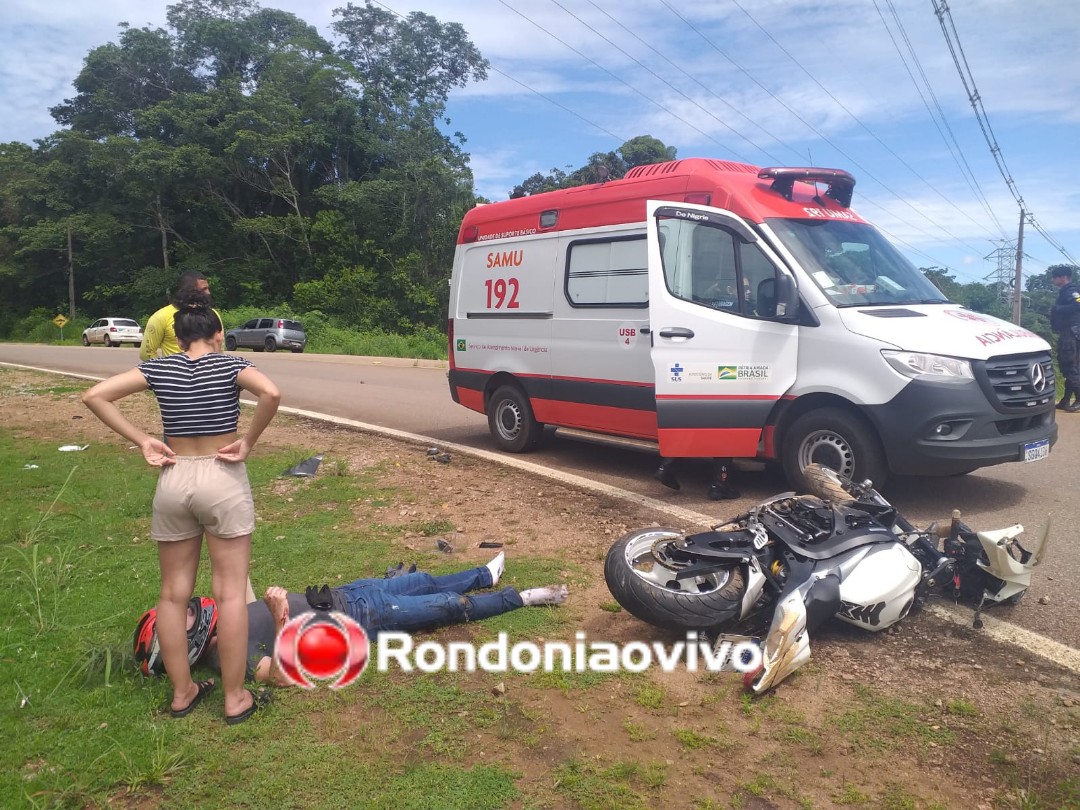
[82,317,143,347]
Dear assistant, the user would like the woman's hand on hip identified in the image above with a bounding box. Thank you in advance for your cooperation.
[140,438,176,467]
[215,438,251,463]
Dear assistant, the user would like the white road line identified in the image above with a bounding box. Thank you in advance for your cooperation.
[927,603,1080,673]
[6,361,1078,674]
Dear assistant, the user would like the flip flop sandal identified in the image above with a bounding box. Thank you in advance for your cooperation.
[225,688,272,726]
[169,679,216,719]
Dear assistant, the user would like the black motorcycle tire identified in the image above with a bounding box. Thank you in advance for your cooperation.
[801,462,859,503]
[604,528,747,632]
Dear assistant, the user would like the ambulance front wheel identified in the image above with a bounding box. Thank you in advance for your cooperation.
[782,407,887,492]
[488,385,543,452]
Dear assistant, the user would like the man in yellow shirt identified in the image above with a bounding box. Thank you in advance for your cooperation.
[140,272,218,360]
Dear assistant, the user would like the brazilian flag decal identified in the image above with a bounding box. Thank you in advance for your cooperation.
[717,366,737,380]
[456,339,466,352]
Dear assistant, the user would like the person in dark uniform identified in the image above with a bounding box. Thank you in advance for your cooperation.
[654,456,740,500]
[1049,265,1080,413]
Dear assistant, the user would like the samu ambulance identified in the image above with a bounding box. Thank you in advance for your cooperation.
[447,158,1056,489]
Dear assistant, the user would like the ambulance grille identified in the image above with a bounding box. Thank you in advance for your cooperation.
[977,352,1055,409]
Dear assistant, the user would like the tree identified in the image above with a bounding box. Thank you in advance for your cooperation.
[507,136,677,198]
[1,0,490,336]
[618,135,677,169]
[921,267,962,301]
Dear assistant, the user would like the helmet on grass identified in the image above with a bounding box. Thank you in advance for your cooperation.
[133,596,217,677]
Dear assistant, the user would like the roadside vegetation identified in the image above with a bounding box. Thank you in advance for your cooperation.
[2,368,1077,809]
[7,305,448,361]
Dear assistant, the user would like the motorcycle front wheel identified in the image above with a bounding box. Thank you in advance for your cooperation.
[801,462,860,502]
[604,528,747,632]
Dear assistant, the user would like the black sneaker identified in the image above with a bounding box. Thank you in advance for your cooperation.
[707,483,741,500]
[653,466,680,491]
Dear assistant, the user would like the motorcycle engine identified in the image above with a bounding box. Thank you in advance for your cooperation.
[767,496,889,547]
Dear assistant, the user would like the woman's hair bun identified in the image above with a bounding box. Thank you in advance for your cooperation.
[175,289,212,311]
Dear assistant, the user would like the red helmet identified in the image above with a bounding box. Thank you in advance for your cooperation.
[133,597,218,677]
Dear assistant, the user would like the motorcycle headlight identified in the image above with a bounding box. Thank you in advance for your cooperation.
[882,350,973,383]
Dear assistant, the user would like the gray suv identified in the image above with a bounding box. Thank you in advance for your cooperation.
[224,317,307,353]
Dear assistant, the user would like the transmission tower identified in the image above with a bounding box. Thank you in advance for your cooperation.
[983,240,1015,302]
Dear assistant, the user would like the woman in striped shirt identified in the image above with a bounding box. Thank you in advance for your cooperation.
[83,290,280,724]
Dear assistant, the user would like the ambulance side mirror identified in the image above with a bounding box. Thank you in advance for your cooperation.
[772,275,799,322]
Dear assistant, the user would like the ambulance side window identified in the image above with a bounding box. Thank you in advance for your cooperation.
[660,218,781,319]
[565,236,648,308]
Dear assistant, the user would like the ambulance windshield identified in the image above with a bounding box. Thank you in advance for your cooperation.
[768,218,949,307]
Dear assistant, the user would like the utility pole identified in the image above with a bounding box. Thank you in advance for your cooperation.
[1012,208,1025,325]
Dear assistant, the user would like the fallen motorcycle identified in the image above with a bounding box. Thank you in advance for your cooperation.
[604,464,1049,694]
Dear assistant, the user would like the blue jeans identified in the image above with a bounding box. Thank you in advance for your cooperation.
[333,569,523,635]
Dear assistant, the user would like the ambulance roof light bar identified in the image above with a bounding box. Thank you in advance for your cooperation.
[757,167,856,208]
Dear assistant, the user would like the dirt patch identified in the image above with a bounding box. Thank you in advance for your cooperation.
[3,368,1078,809]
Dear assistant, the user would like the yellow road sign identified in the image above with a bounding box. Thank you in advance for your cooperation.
[53,314,69,329]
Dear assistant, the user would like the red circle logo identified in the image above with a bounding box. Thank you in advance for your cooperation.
[296,623,349,678]
[274,612,369,689]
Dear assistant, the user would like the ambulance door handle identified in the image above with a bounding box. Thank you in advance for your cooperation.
[658,327,695,339]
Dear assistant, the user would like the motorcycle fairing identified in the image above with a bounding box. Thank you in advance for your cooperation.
[975,521,1048,603]
[834,543,922,630]
[746,588,812,694]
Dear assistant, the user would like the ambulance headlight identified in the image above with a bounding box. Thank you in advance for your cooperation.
[882,350,973,382]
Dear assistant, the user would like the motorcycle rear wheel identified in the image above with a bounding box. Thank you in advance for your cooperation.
[604,528,747,631]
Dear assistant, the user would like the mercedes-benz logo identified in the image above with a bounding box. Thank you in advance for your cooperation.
[1030,362,1047,393]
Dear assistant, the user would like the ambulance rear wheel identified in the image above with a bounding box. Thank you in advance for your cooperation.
[488,385,542,452]
[782,407,887,492]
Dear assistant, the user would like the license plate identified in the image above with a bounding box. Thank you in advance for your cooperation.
[1022,439,1049,463]
[711,634,762,671]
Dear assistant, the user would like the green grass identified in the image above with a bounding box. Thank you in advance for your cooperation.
[944,698,978,717]
[552,759,666,810]
[0,418,541,808]
[673,728,724,750]
[622,718,656,742]
[831,683,956,753]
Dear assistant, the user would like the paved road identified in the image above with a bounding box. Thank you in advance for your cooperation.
[3,343,1078,648]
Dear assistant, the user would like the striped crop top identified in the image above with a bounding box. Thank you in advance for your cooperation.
[139,353,254,437]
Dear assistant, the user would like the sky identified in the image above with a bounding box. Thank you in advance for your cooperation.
[2,0,1079,285]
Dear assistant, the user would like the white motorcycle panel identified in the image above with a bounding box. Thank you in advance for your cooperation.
[835,544,921,631]
[976,522,1046,603]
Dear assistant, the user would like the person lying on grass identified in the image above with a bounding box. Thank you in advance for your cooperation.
[136,552,568,695]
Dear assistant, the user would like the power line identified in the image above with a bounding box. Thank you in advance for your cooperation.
[495,0,757,163]
[372,0,990,273]
[580,0,794,165]
[873,0,1006,239]
[653,0,992,259]
[730,0,1001,244]
[931,0,1078,265]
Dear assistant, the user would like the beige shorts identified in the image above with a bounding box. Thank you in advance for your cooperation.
[151,456,255,542]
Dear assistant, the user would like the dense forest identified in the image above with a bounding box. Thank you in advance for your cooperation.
[0,0,1067,352]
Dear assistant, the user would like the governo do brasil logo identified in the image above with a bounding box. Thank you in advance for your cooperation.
[274,611,369,689]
